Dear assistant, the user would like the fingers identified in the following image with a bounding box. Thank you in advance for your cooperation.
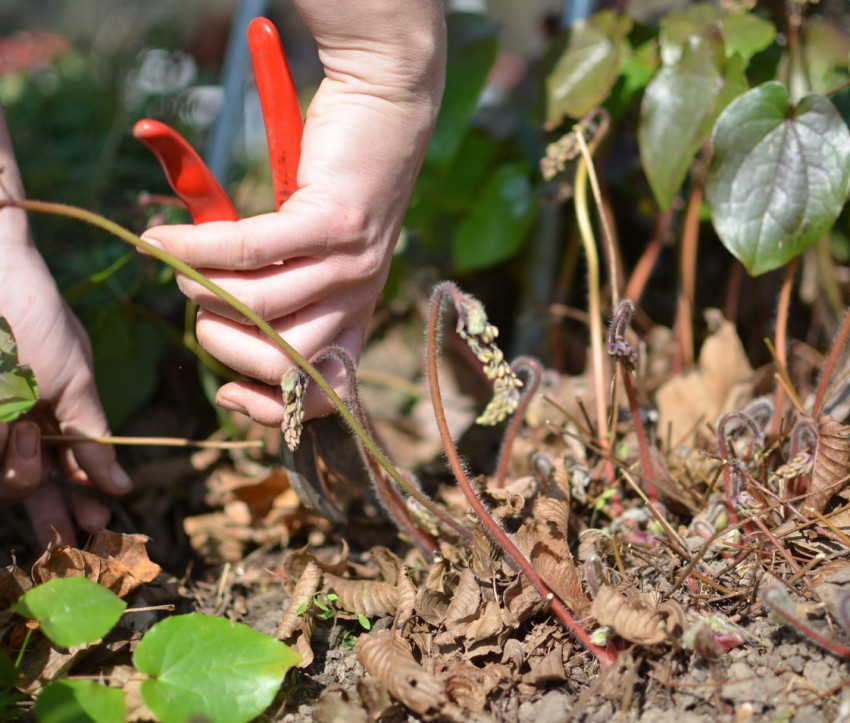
[142,192,353,271]
[22,483,76,549]
[195,303,358,386]
[51,368,133,498]
[174,257,347,324]
[215,325,365,427]
[1,421,42,502]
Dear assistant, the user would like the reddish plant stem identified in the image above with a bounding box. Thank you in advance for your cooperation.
[769,258,799,442]
[426,291,616,666]
[314,346,464,551]
[620,371,657,501]
[674,173,705,373]
[723,259,744,324]
[811,308,850,419]
[624,209,672,304]
[493,357,542,490]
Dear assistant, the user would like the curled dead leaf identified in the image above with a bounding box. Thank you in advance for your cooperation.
[324,573,400,618]
[276,561,322,668]
[810,416,850,514]
[356,630,446,716]
[31,530,161,598]
[591,585,685,646]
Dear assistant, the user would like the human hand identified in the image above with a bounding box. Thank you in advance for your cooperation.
[1,111,132,548]
[142,0,446,427]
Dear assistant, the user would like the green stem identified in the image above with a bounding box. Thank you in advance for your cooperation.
[7,198,457,532]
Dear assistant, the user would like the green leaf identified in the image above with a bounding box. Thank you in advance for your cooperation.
[719,13,776,61]
[134,613,300,723]
[0,650,17,689]
[0,316,38,423]
[12,577,126,649]
[453,163,537,272]
[639,36,747,209]
[426,13,498,171]
[659,3,720,65]
[89,305,167,430]
[706,82,850,275]
[545,10,632,127]
[34,680,125,723]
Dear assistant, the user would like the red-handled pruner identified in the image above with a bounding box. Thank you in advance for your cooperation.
[133,17,303,223]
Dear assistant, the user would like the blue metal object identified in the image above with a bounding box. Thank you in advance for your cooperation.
[561,0,595,27]
[205,0,268,184]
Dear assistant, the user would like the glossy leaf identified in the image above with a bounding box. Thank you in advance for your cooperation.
[426,13,498,170]
[0,316,38,423]
[453,163,537,272]
[134,613,300,723]
[640,36,746,209]
[12,577,126,649]
[34,680,125,723]
[545,11,632,127]
[706,82,850,275]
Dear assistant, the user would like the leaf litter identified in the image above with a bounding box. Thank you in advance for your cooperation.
[2,292,850,721]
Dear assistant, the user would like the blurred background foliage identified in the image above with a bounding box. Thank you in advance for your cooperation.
[1,0,849,435]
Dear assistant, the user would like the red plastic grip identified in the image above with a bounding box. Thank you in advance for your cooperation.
[132,119,239,224]
[248,17,304,210]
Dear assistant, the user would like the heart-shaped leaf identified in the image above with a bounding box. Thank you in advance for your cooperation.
[706,82,850,275]
[12,577,126,649]
[659,3,720,65]
[0,316,38,423]
[134,613,300,723]
[34,679,125,723]
[640,35,746,209]
[545,10,632,127]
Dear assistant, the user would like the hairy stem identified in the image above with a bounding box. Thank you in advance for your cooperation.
[493,357,542,490]
[7,198,459,533]
[675,174,704,372]
[426,287,616,666]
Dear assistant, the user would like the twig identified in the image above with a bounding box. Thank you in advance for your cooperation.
[43,434,262,449]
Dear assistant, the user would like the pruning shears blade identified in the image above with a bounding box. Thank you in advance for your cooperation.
[247,17,303,210]
[132,119,239,223]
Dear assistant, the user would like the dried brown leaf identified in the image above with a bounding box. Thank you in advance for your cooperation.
[313,685,371,723]
[0,564,31,608]
[521,642,571,686]
[394,567,418,629]
[356,630,447,716]
[436,659,505,713]
[276,560,322,668]
[462,600,505,645]
[444,569,481,634]
[503,575,547,625]
[810,416,850,513]
[31,531,160,598]
[591,586,685,646]
[656,312,752,443]
[414,586,451,627]
[324,573,400,618]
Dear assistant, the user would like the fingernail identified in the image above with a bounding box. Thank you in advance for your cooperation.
[139,234,164,253]
[110,463,133,492]
[14,423,39,459]
[218,397,249,416]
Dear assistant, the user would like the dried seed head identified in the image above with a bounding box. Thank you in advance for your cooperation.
[281,368,308,452]
[608,299,637,371]
[454,293,523,425]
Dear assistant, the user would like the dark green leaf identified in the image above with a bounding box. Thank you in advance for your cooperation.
[453,164,537,272]
[545,11,632,127]
[34,680,125,723]
[12,577,126,649]
[706,82,850,275]
[134,613,300,723]
[89,305,166,429]
[426,13,498,170]
[640,37,747,209]
[719,13,776,61]
[0,650,17,689]
[0,316,38,423]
